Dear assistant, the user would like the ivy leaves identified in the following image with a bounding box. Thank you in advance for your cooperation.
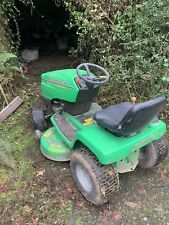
[65,0,169,102]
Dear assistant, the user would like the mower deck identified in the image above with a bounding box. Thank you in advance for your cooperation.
[40,127,72,161]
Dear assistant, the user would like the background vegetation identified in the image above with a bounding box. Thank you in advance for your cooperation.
[65,0,169,105]
[0,0,169,106]
[0,7,10,52]
[0,0,29,109]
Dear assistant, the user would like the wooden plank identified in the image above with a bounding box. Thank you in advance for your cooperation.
[0,96,23,122]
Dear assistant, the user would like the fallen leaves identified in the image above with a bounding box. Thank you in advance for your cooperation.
[125,201,142,209]
[36,170,45,177]
[158,168,168,181]
[100,209,123,224]
[112,210,123,221]
[138,186,146,195]
[0,178,6,187]
[31,217,39,225]
[149,195,157,203]
[22,205,32,215]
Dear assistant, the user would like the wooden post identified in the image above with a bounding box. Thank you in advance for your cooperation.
[0,84,9,105]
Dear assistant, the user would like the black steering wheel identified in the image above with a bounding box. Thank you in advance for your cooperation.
[76,63,110,84]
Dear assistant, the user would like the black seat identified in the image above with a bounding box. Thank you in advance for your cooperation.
[93,96,166,136]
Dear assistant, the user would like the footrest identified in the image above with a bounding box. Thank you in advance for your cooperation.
[54,113,76,141]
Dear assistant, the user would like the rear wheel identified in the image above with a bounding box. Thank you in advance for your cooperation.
[138,137,168,169]
[154,138,168,164]
[70,148,119,205]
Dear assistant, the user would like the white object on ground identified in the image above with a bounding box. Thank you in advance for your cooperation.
[21,49,39,62]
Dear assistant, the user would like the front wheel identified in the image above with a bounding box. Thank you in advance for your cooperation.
[138,137,168,169]
[31,108,47,132]
[70,148,119,205]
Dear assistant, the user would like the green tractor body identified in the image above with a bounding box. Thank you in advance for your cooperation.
[40,108,166,173]
[32,64,168,205]
[41,69,85,102]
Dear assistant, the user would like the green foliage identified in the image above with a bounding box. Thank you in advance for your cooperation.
[0,52,17,71]
[0,52,25,110]
[0,1,30,110]
[0,0,34,52]
[65,0,169,104]
[0,5,10,52]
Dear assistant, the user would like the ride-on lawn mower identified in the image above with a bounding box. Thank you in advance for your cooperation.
[32,63,168,205]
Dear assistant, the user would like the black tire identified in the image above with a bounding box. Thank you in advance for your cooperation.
[31,108,47,132]
[70,148,119,205]
[138,137,168,169]
[33,97,54,122]
[154,138,168,165]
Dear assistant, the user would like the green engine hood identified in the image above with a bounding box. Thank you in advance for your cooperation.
[41,69,87,102]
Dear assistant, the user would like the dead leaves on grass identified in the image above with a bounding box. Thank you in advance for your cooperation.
[137,185,146,195]
[124,201,142,209]
[36,170,45,177]
[0,178,6,187]
[158,168,168,181]
[100,209,123,224]
[112,210,123,221]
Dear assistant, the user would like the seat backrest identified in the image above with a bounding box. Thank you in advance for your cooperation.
[118,96,166,136]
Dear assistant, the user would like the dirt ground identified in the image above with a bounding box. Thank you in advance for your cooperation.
[0,54,169,225]
[29,53,77,78]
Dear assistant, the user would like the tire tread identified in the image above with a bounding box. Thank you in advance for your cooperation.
[70,147,119,205]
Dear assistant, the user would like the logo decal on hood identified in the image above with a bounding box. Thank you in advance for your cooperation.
[43,78,73,88]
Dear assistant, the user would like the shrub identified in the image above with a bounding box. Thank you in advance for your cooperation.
[0,0,30,110]
[65,0,169,105]
[1,0,168,106]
